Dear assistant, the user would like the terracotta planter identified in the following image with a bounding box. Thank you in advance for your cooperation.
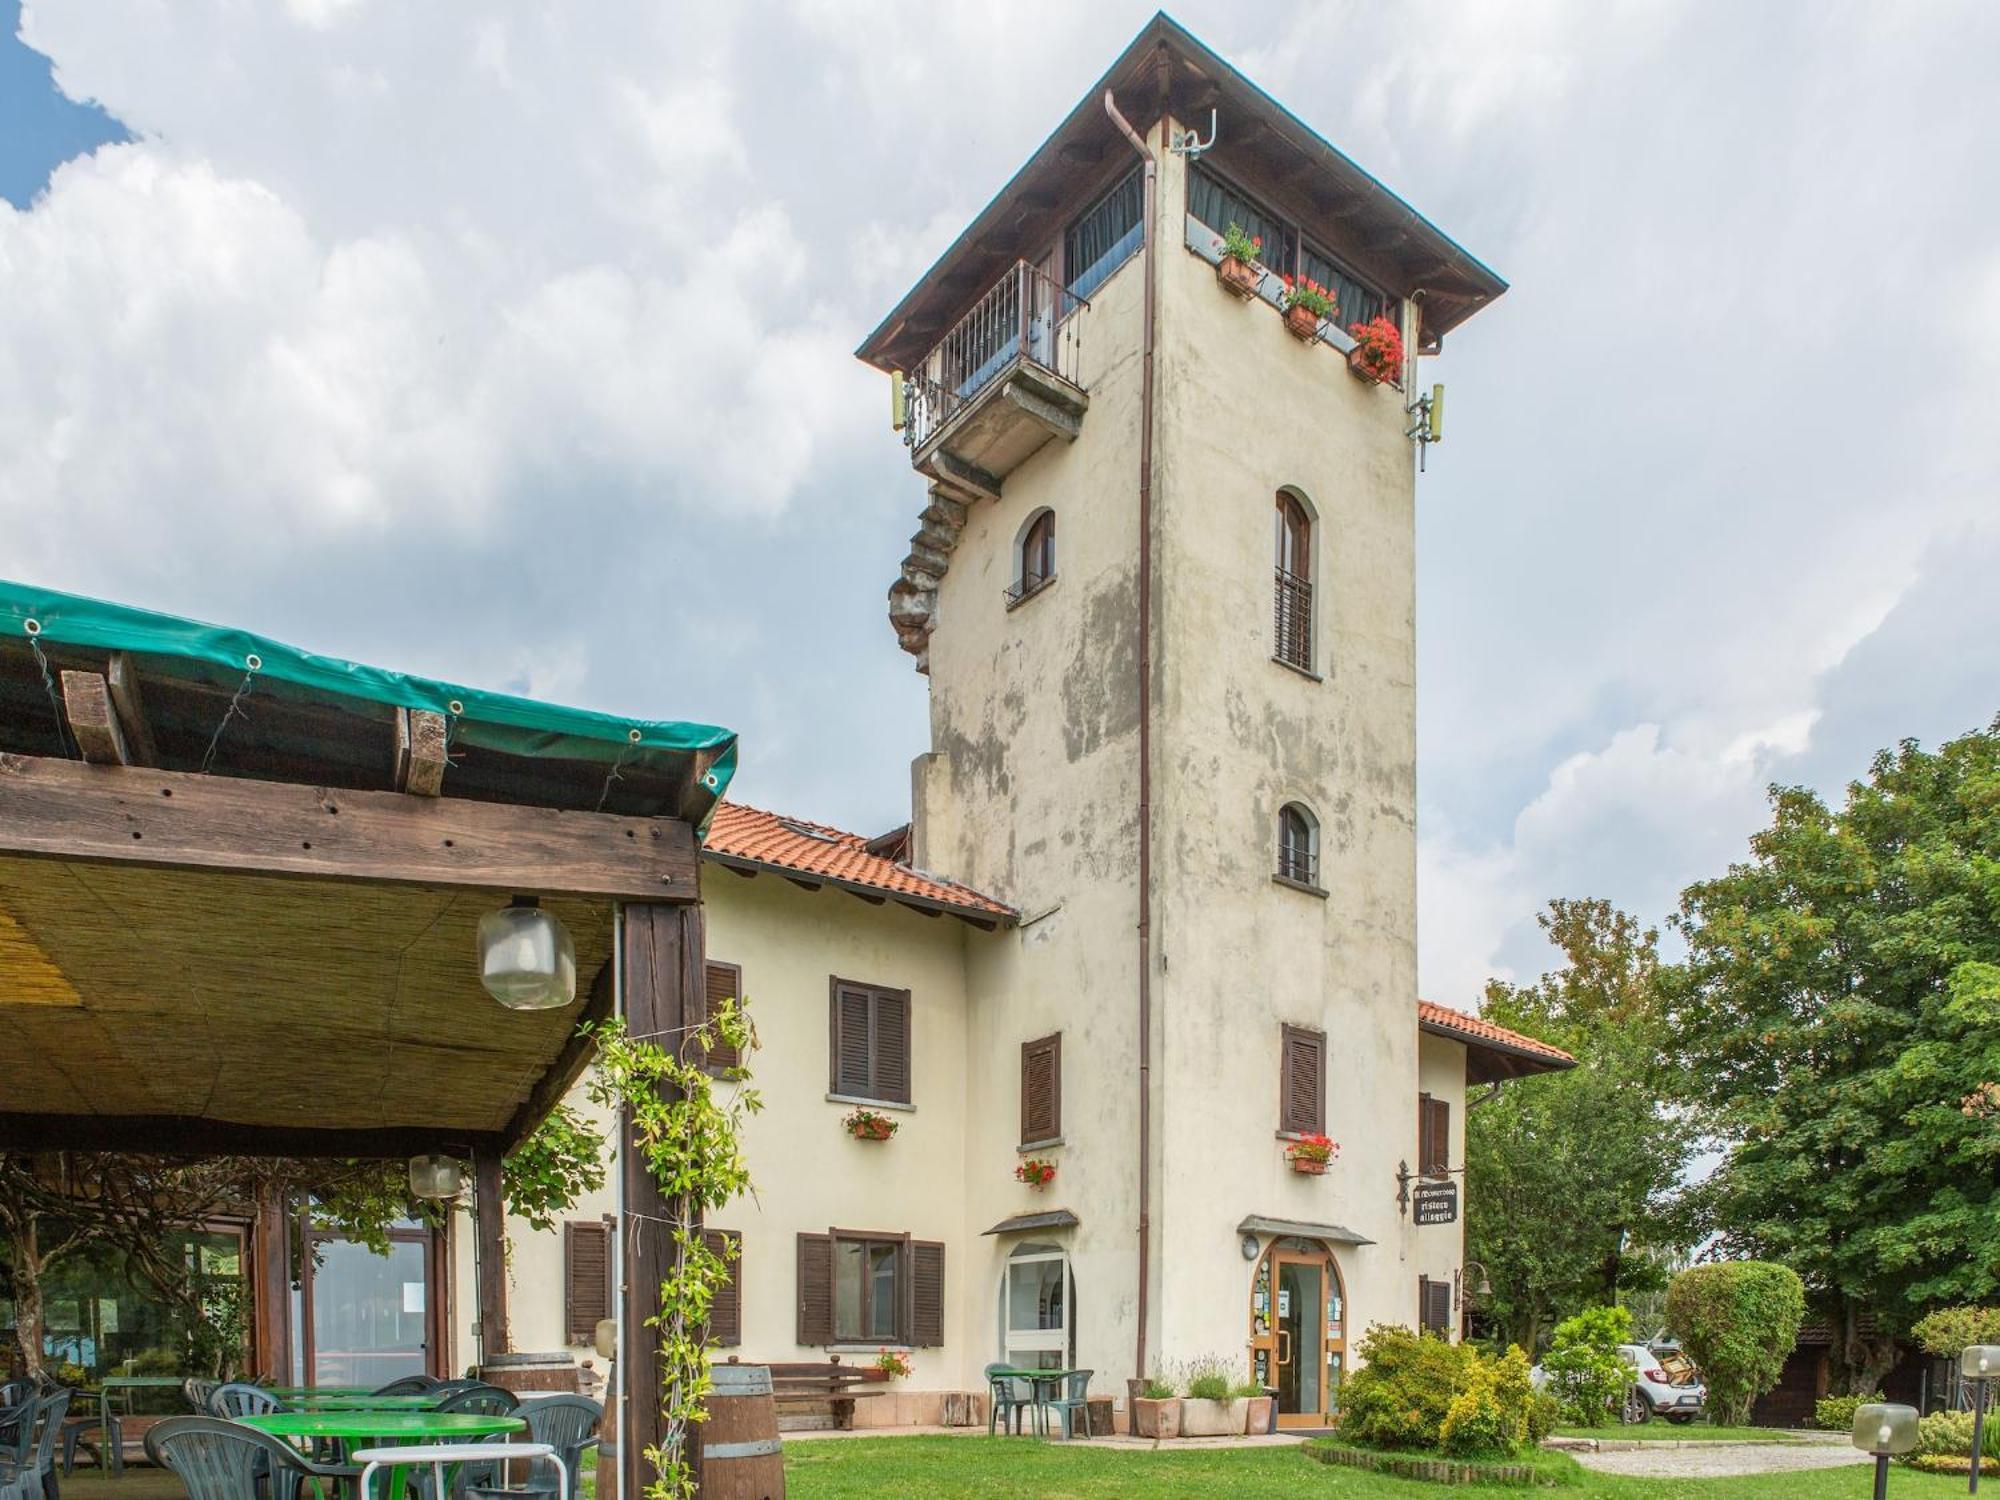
[1288,1154,1330,1175]
[1216,255,1260,299]
[860,1366,891,1383]
[1133,1397,1181,1439]
[1180,1397,1250,1437]
[848,1121,895,1141]
[1346,344,1389,384]
[1284,303,1321,341]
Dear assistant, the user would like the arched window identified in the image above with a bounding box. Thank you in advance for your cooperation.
[998,1241,1073,1370]
[1274,492,1313,669]
[1009,509,1057,605]
[1277,802,1319,886]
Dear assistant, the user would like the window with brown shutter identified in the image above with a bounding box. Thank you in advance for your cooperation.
[1279,1024,1326,1136]
[698,961,742,1074]
[1418,1275,1453,1336]
[796,1232,833,1345]
[563,1218,613,1346]
[702,1229,741,1347]
[1419,1093,1451,1178]
[828,978,912,1104]
[1020,1033,1062,1146]
[910,1240,946,1348]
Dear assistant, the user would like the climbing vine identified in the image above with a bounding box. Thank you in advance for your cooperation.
[587,998,758,1500]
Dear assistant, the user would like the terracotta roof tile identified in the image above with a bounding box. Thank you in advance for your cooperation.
[704,802,1013,921]
[1418,1000,1576,1067]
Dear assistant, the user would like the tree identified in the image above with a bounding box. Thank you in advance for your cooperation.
[2,1106,604,1377]
[1664,1261,1805,1425]
[1664,720,2000,1391]
[1466,900,1690,1353]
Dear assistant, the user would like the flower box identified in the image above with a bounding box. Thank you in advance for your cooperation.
[1179,1396,1250,1437]
[1217,255,1260,299]
[1283,304,1320,342]
[1286,1132,1339,1174]
[1015,1157,1057,1190]
[1346,315,1405,387]
[1133,1396,1181,1439]
[843,1107,898,1141]
[1245,1394,1275,1434]
[1289,1155,1329,1175]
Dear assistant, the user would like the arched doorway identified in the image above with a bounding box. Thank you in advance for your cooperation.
[1248,1237,1347,1428]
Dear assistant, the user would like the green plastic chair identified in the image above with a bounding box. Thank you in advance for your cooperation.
[982,1366,1040,1437]
[1043,1370,1094,1440]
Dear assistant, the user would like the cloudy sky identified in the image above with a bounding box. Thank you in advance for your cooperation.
[3,1,1995,1002]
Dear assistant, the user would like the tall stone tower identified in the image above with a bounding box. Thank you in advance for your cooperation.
[856,15,1505,1420]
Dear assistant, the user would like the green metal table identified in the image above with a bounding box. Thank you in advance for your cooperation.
[238,1412,524,1500]
[988,1368,1082,1438]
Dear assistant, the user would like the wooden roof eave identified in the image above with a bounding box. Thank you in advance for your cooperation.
[703,850,1011,930]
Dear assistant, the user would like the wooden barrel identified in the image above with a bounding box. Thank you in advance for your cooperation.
[476,1350,581,1395]
[704,1362,784,1500]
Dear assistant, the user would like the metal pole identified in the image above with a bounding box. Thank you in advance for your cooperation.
[1876,1452,1890,1500]
[1973,1378,1987,1496]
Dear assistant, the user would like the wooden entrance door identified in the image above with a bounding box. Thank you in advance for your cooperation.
[1249,1240,1347,1429]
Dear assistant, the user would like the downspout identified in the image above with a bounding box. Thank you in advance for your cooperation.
[1104,88,1157,1389]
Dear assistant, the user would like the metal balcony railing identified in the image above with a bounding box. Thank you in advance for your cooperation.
[1274,568,1313,670]
[904,260,1086,452]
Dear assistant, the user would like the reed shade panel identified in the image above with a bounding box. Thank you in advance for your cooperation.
[0,854,612,1134]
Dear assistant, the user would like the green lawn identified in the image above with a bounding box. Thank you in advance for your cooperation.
[1552,1423,1811,1443]
[782,1434,1962,1499]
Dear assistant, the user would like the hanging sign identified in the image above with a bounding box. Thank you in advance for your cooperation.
[1412,1181,1459,1226]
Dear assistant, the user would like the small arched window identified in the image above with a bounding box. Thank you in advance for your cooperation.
[1277,802,1319,887]
[1009,509,1057,606]
[1274,492,1313,670]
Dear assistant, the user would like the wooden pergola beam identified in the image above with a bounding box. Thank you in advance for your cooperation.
[59,671,133,765]
[0,1112,506,1158]
[395,709,450,796]
[473,1145,511,1358]
[0,752,699,900]
[106,655,159,766]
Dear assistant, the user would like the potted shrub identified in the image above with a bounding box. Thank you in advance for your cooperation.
[865,1347,911,1383]
[1346,314,1404,385]
[1216,222,1264,298]
[843,1106,898,1141]
[1177,1355,1251,1436]
[1015,1157,1057,1190]
[1280,277,1336,341]
[1133,1376,1181,1439]
[1286,1132,1339,1175]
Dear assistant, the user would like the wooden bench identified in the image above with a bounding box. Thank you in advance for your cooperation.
[762,1359,885,1432]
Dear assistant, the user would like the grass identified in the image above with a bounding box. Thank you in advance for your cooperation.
[1551,1422,1812,1443]
[782,1433,1968,1499]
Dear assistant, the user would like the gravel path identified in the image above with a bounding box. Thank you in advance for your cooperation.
[1573,1441,1872,1479]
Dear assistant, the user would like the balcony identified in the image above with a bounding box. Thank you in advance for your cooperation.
[904,260,1090,496]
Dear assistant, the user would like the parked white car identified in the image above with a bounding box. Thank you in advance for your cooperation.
[1620,1343,1706,1424]
[1530,1343,1707,1425]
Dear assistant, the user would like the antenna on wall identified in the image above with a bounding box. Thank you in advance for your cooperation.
[1406,384,1444,472]
[1169,109,1217,159]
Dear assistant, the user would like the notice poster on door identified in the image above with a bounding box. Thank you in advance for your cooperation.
[1277,1288,1291,1318]
[402,1282,425,1314]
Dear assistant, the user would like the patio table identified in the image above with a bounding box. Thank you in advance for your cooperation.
[988,1369,1079,1438]
[238,1411,524,1500]
[284,1396,449,1412]
[267,1388,373,1400]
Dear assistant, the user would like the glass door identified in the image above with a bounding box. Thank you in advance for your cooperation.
[294,1224,437,1388]
[1249,1239,1347,1429]
[1000,1243,1069,1370]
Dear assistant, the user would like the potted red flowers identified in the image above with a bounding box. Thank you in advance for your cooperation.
[1280,277,1336,341]
[866,1348,912,1382]
[1216,222,1263,299]
[1285,1133,1339,1175]
[1346,314,1404,385]
[843,1106,898,1141]
[1015,1158,1058,1189]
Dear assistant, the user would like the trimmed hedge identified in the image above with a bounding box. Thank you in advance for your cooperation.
[1307,1442,1573,1487]
[1664,1261,1804,1425]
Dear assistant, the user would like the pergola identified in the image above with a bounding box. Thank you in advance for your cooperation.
[0,581,732,1493]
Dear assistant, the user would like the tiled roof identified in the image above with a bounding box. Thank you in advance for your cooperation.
[704,802,1014,922]
[1418,1000,1576,1068]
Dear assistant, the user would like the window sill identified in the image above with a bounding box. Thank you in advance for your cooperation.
[1005,574,1058,611]
[1274,1130,1326,1144]
[1271,874,1329,900]
[830,1343,910,1356]
[1270,655,1322,683]
[1018,1136,1064,1154]
[827,1092,915,1113]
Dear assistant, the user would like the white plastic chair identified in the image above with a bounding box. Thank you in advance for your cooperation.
[352,1442,565,1500]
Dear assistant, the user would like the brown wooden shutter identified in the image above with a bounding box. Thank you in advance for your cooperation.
[700,961,742,1073]
[796,1232,833,1346]
[702,1229,741,1347]
[563,1219,612,1345]
[874,988,911,1103]
[1419,1275,1452,1335]
[910,1240,945,1348]
[1279,1024,1326,1135]
[1020,1033,1062,1145]
[1420,1094,1450,1176]
[829,983,874,1096]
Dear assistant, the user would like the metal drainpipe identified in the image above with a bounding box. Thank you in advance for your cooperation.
[1104,88,1157,1390]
